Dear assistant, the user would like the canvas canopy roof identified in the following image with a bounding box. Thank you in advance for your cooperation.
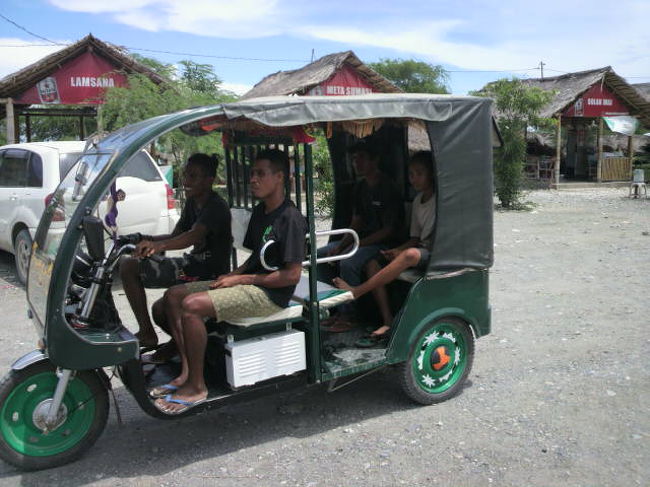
[98,94,495,270]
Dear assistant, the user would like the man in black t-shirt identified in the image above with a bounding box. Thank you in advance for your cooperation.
[120,153,231,350]
[317,141,403,297]
[153,149,306,414]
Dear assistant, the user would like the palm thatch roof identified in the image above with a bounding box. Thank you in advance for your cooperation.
[0,34,165,101]
[521,67,650,127]
[633,83,650,102]
[241,50,401,100]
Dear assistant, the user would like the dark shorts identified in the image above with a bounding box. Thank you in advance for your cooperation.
[416,248,430,269]
[139,257,205,288]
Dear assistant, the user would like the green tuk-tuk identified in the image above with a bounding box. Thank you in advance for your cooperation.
[0,94,495,470]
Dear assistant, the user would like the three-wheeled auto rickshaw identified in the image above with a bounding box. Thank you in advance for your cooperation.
[0,94,495,470]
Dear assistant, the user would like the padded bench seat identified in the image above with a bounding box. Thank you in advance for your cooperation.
[225,274,353,328]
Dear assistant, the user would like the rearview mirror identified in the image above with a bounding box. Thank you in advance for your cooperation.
[82,216,105,261]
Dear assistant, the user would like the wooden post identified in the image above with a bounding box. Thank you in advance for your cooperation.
[4,98,16,143]
[597,118,603,183]
[96,105,103,133]
[25,115,31,142]
[555,115,562,188]
[627,135,634,180]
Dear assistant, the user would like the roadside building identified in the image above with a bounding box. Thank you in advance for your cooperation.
[0,34,164,144]
[521,67,650,187]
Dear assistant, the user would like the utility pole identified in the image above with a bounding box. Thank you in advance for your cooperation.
[539,61,546,80]
[311,49,315,62]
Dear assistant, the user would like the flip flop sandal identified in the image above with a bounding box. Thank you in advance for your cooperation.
[149,383,178,399]
[355,333,389,348]
[155,394,207,415]
[139,343,162,354]
[141,353,167,365]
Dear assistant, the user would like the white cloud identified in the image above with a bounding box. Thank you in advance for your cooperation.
[0,39,68,80]
[220,82,252,96]
[44,0,649,81]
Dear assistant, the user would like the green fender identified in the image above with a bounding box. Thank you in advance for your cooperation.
[386,269,491,364]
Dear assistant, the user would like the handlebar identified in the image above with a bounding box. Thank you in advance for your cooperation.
[259,228,360,272]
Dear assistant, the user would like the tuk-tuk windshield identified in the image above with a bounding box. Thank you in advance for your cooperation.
[27,152,113,324]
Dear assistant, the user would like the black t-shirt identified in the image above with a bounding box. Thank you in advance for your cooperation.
[175,191,232,279]
[353,174,404,245]
[243,199,307,307]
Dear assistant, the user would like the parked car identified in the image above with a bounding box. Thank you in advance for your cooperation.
[0,141,179,284]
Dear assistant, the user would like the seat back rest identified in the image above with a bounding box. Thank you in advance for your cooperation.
[231,207,252,251]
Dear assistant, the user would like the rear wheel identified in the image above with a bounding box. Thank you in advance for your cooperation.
[0,362,109,470]
[399,317,474,405]
[13,229,31,285]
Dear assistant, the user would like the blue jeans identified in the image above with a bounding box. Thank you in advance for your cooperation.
[316,242,386,287]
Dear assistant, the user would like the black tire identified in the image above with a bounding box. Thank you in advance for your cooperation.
[0,361,109,471]
[399,317,475,405]
[13,229,31,285]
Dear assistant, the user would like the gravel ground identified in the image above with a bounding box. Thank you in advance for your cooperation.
[0,188,648,486]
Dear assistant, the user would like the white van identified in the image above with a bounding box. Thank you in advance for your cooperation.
[0,141,179,283]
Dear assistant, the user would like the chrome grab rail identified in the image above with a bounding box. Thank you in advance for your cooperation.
[260,228,360,271]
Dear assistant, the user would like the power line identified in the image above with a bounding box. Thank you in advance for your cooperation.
[0,12,63,45]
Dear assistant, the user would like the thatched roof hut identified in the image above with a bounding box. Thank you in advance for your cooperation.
[241,51,400,100]
[0,34,165,102]
[0,34,166,141]
[521,67,650,127]
[633,83,650,102]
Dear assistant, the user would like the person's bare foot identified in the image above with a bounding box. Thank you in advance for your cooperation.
[154,385,208,414]
[371,325,390,337]
[135,330,158,349]
[332,277,358,298]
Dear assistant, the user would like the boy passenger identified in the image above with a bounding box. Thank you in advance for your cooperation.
[120,153,231,351]
[153,149,307,413]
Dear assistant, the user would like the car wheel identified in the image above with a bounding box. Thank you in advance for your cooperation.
[13,229,32,285]
[399,317,475,405]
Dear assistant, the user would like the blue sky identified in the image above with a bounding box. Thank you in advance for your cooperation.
[1,0,648,95]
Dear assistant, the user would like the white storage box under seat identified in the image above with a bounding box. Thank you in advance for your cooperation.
[225,329,306,388]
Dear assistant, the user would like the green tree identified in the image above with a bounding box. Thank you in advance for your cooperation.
[472,78,553,208]
[130,53,176,79]
[369,58,449,93]
[101,58,237,174]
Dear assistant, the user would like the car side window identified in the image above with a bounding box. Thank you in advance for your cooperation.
[118,151,162,182]
[27,152,43,187]
[0,149,30,187]
[59,152,82,179]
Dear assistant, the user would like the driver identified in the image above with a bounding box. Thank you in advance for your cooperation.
[119,153,232,351]
[152,149,306,414]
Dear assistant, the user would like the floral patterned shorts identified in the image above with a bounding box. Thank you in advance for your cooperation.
[182,282,282,322]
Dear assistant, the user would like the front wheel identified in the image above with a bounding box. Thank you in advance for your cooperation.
[0,362,109,470]
[399,317,475,405]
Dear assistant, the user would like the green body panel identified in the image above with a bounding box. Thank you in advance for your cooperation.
[386,269,490,364]
[42,108,228,370]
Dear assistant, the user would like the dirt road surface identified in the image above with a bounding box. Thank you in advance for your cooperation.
[0,188,647,486]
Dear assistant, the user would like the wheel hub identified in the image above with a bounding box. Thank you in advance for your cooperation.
[32,399,68,433]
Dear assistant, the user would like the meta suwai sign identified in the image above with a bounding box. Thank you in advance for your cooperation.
[307,64,375,96]
[563,84,629,118]
[14,51,128,105]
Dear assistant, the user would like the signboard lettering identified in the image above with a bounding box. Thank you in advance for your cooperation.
[307,64,375,97]
[15,51,128,105]
[564,84,629,118]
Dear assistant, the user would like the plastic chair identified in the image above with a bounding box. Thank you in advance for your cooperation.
[629,169,647,198]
